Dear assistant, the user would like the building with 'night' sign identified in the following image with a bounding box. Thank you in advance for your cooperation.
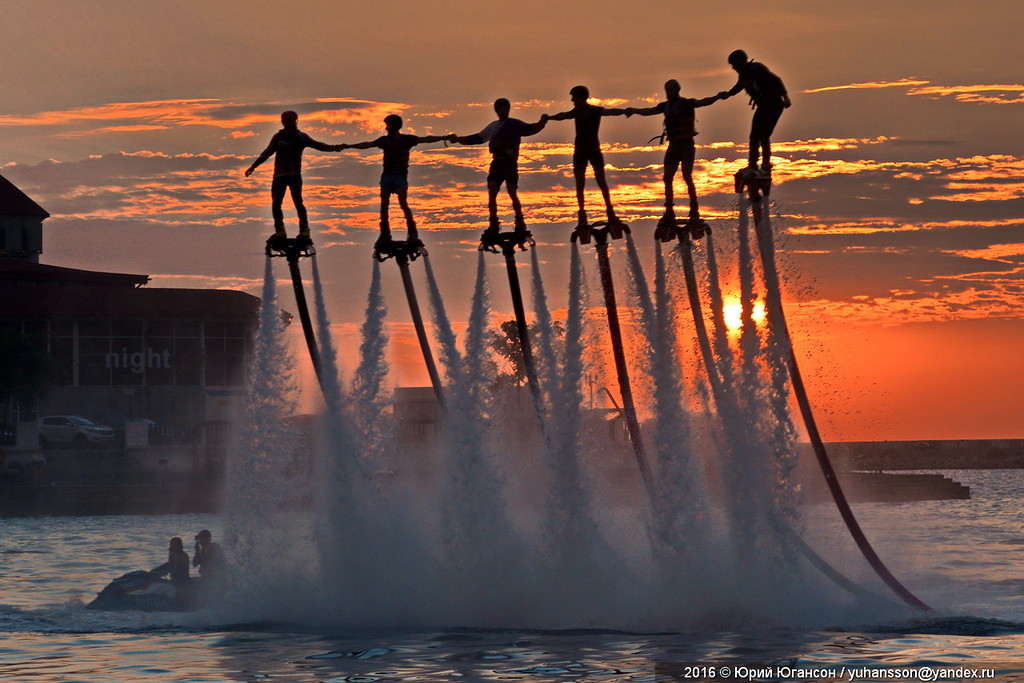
[0,174,260,435]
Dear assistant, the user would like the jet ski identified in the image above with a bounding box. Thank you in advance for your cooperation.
[86,570,192,612]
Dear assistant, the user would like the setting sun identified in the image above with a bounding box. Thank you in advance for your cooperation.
[722,299,766,332]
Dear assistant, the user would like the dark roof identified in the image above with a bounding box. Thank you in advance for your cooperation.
[0,284,260,321]
[0,175,49,218]
[0,259,149,287]
[0,260,260,321]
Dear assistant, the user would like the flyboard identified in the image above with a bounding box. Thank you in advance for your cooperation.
[655,209,875,600]
[479,228,549,437]
[736,167,930,611]
[373,237,446,409]
[573,218,655,497]
[265,234,326,393]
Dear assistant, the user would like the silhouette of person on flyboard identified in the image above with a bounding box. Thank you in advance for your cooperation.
[718,50,791,175]
[339,114,456,248]
[547,86,629,232]
[453,98,548,238]
[626,79,723,234]
[245,110,342,241]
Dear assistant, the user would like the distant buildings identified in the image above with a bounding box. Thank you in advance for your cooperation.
[0,174,259,440]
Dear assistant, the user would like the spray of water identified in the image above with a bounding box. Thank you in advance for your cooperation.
[701,234,737,388]
[223,259,309,610]
[701,199,796,571]
[522,244,617,597]
[224,219,883,629]
[226,260,301,516]
[424,253,532,620]
[310,257,343,415]
[422,255,464,385]
[694,232,755,540]
[350,259,391,463]
[623,236,706,558]
[751,203,800,529]
[528,247,560,405]
[736,198,764,389]
[308,256,388,602]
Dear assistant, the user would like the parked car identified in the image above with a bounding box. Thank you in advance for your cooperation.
[38,416,116,448]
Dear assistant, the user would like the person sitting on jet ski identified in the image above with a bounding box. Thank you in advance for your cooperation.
[150,537,190,586]
[192,529,225,580]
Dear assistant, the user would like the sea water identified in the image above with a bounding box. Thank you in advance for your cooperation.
[2,470,1024,682]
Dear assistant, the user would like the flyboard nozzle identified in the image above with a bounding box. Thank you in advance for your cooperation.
[479,229,535,255]
[579,219,629,248]
[265,235,315,260]
[374,237,427,263]
[734,166,772,198]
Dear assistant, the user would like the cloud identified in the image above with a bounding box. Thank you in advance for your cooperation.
[5,96,1022,335]
[58,124,171,137]
[0,98,407,135]
[804,79,1024,105]
[802,79,931,93]
[792,280,1024,327]
[146,273,265,291]
[787,217,1024,236]
[907,84,1024,104]
[947,243,1024,264]
[8,135,1021,243]
[9,122,1021,230]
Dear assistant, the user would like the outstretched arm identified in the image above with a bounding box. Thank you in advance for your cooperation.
[601,107,629,116]
[455,119,500,145]
[719,76,746,100]
[626,104,661,117]
[305,135,341,153]
[416,134,458,145]
[339,140,380,150]
[244,136,276,176]
[520,114,549,137]
[693,94,723,108]
[547,110,574,121]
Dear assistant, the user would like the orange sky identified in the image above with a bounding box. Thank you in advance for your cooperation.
[2,1,1023,440]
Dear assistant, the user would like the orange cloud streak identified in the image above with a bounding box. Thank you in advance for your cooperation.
[908,84,1024,104]
[803,80,1024,105]
[802,79,930,93]
[0,98,406,133]
[788,217,1024,236]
